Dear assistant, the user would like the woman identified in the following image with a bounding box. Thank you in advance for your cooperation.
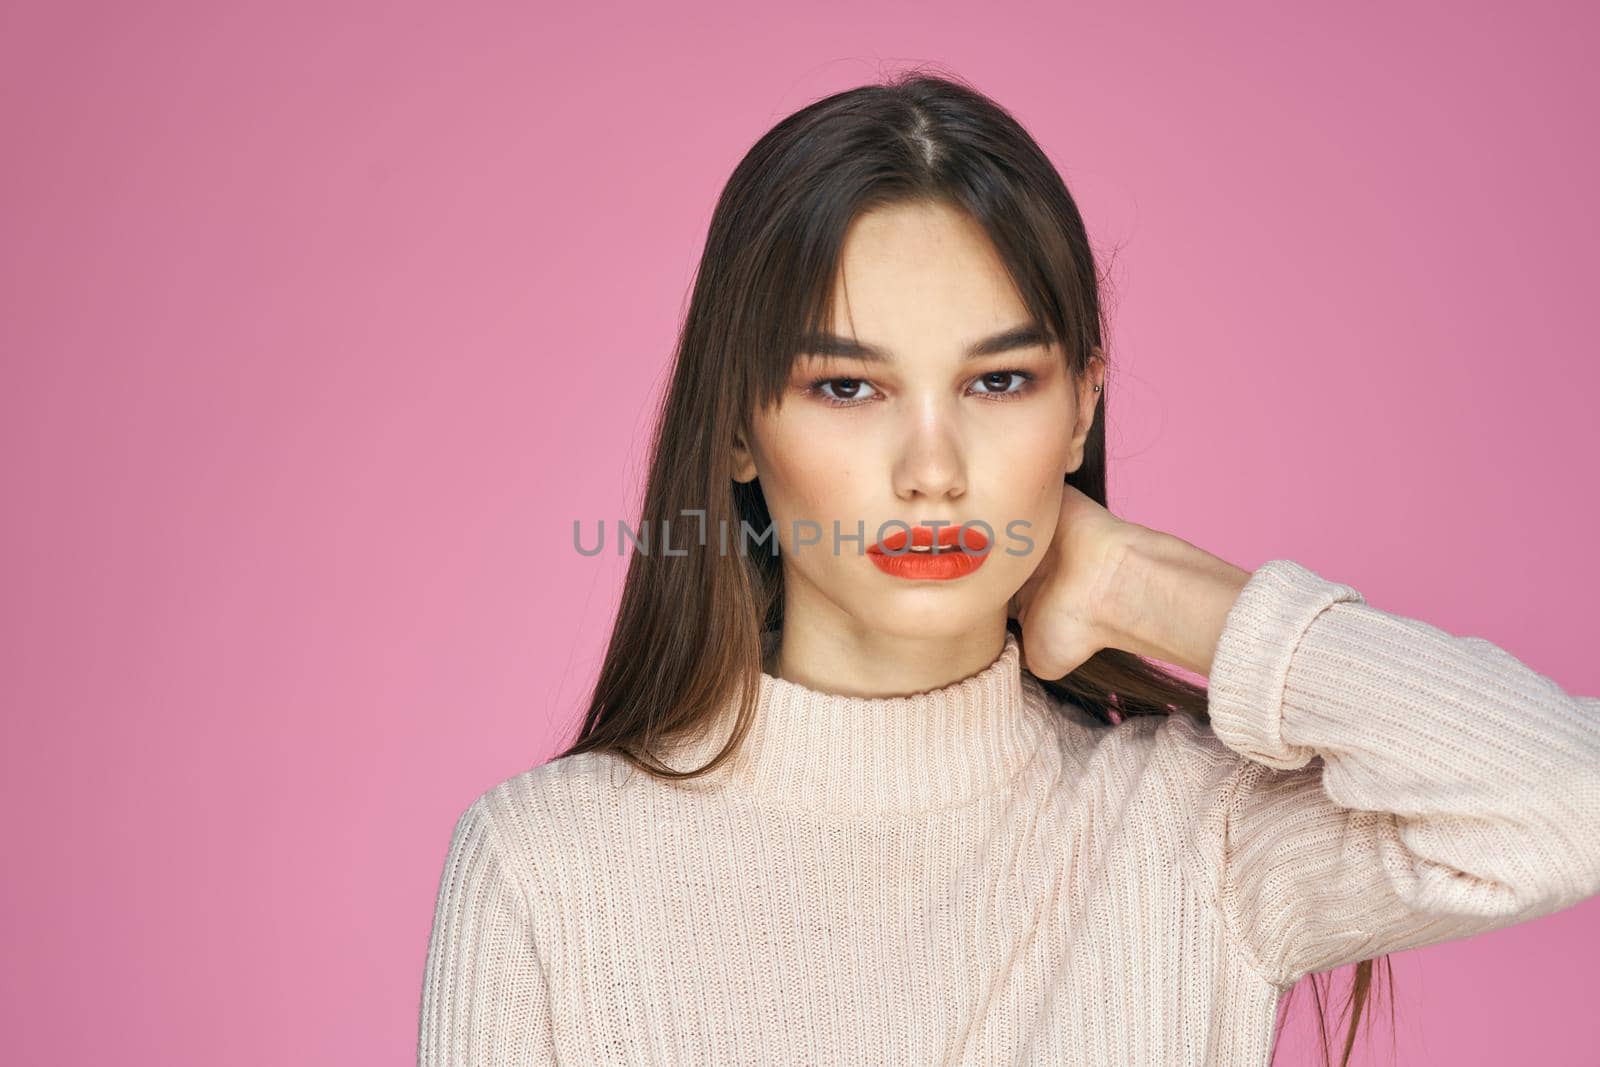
[418,70,1600,1066]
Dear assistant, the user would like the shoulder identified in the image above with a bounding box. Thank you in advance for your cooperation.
[1077,696,1324,865]
[1024,674,1191,766]
[452,750,639,888]
[474,748,637,828]
[1026,675,1265,798]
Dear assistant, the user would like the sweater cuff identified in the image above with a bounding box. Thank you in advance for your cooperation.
[1206,559,1366,770]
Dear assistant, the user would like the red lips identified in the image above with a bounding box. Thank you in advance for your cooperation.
[870,523,990,554]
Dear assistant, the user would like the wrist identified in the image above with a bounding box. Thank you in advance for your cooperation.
[1090,523,1168,650]
[1097,527,1251,677]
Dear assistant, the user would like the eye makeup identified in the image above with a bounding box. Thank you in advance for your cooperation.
[800,368,1041,409]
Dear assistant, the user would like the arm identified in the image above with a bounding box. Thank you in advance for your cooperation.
[1176,556,1600,987]
[418,795,557,1065]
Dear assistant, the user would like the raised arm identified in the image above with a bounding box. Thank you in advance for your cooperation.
[1176,557,1600,988]
[419,795,556,1065]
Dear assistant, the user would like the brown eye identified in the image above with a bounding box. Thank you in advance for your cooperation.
[970,370,1037,398]
[806,377,879,407]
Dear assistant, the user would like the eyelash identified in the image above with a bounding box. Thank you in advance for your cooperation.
[803,370,1038,408]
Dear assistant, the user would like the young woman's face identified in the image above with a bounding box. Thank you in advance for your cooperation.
[732,198,1104,645]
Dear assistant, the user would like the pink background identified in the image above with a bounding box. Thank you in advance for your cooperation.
[4,2,1597,1064]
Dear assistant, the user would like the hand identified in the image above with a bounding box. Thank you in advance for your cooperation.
[1007,483,1143,680]
[1009,485,1254,679]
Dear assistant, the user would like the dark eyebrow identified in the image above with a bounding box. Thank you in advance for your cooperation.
[797,322,1053,363]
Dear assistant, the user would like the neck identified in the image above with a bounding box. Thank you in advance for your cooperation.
[660,629,1051,816]
[766,619,1012,704]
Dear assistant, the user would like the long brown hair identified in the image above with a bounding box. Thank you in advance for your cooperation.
[555,65,1391,1067]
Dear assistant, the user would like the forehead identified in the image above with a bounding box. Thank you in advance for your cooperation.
[823,200,1032,340]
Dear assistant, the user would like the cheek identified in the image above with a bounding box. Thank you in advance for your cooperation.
[752,412,865,525]
[990,400,1075,466]
[980,409,1076,529]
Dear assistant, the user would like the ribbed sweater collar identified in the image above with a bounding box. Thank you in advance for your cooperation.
[665,629,1050,816]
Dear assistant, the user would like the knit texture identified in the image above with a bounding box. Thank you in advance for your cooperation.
[418,559,1600,1065]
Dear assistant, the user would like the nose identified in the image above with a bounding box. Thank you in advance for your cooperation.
[891,397,967,502]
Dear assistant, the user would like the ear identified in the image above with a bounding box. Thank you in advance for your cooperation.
[731,426,759,484]
[1064,347,1106,474]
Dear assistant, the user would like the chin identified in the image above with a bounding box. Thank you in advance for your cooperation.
[854,601,1001,643]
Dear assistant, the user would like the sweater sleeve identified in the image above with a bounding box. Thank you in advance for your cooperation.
[418,795,556,1066]
[1195,558,1600,989]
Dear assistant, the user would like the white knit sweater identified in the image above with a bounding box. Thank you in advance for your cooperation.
[418,559,1600,1065]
